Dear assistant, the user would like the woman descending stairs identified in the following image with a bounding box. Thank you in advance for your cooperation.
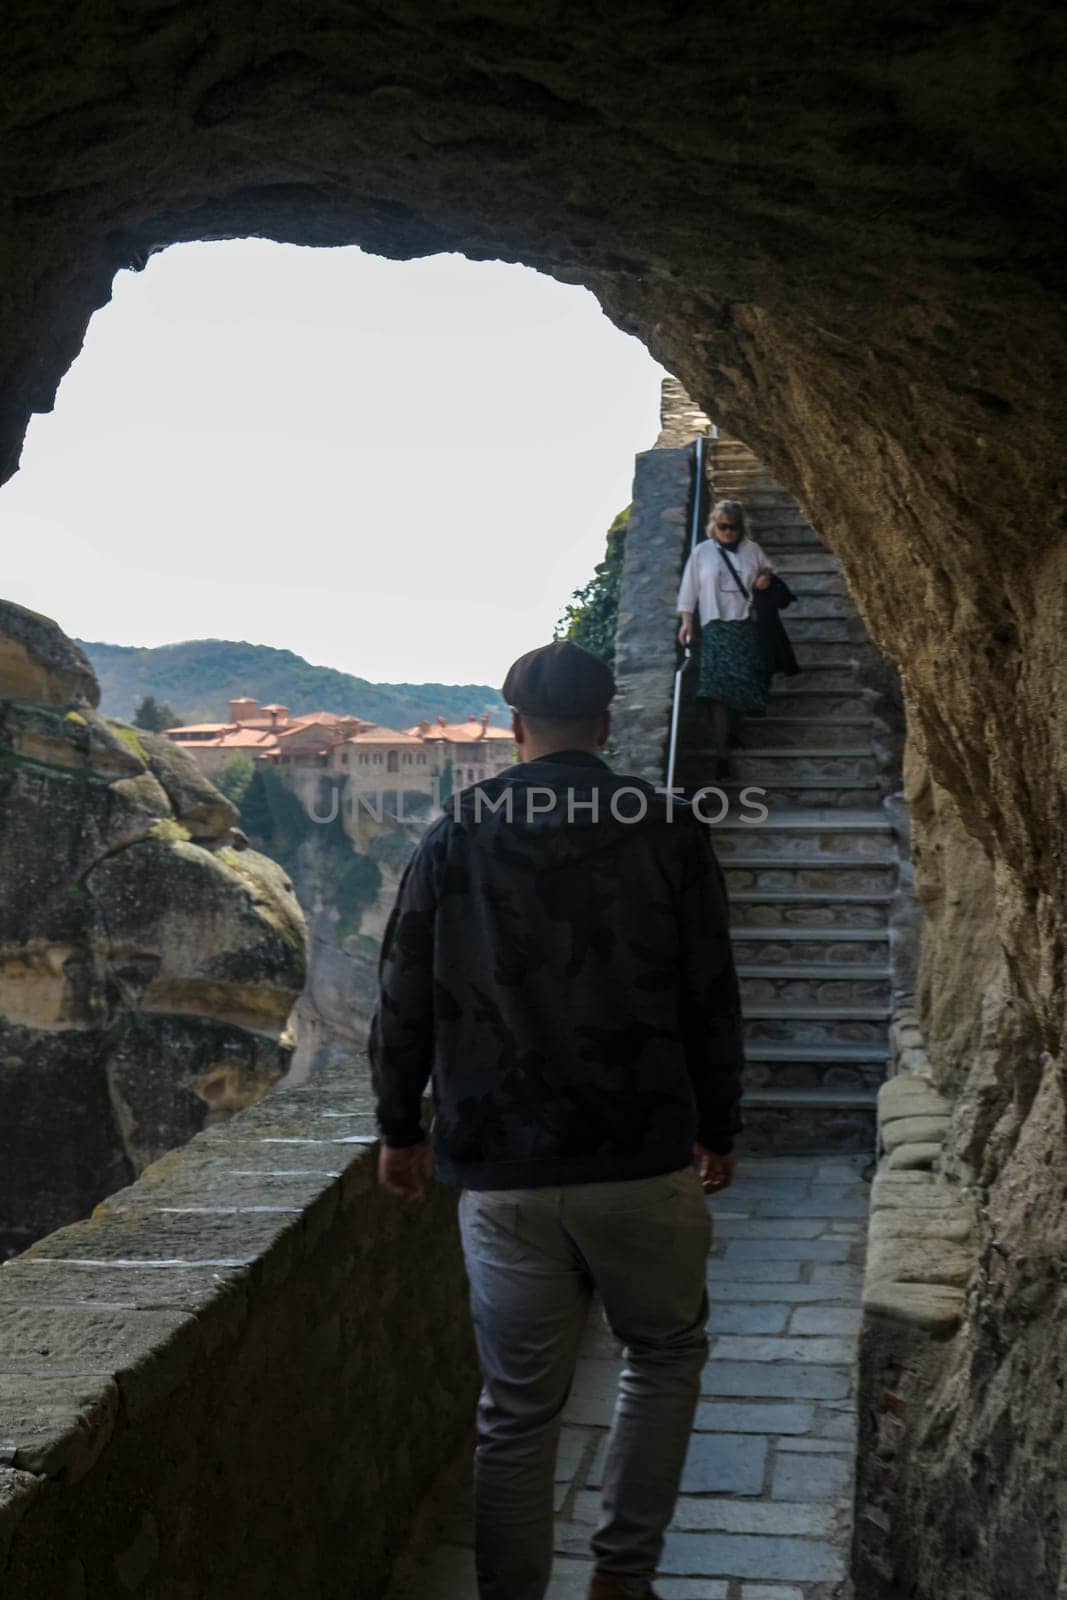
[674,435,899,1151]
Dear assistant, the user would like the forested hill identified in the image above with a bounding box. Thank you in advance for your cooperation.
[78,638,509,727]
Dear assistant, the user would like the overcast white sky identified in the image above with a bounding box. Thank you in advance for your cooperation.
[1,240,665,686]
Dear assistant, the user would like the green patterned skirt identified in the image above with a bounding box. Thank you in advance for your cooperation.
[697,618,770,715]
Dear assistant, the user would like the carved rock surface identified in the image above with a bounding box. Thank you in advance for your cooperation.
[0,602,307,1258]
[0,13,1065,1596]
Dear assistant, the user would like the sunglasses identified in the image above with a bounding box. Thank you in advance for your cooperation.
[715,521,741,531]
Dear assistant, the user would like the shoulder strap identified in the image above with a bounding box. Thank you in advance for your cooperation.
[715,540,750,600]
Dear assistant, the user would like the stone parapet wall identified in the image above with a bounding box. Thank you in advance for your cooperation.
[612,444,695,784]
[0,1061,478,1599]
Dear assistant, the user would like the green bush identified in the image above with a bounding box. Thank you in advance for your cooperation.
[239,766,384,939]
[335,853,383,939]
[367,830,417,875]
[555,507,629,667]
[214,752,256,810]
[132,695,181,732]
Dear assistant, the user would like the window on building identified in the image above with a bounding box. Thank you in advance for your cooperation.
[387,750,399,773]
[417,753,426,766]
[374,752,383,765]
[340,752,348,766]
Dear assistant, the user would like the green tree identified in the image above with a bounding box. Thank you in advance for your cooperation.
[133,694,181,731]
[555,507,629,666]
[213,752,256,811]
[335,851,383,939]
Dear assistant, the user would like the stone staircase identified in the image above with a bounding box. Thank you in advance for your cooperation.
[675,435,898,1150]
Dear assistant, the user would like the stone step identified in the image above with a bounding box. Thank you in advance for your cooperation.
[745,1001,891,1021]
[789,641,875,668]
[714,488,796,505]
[697,778,886,809]
[717,495,802,508]
[686,740,876,759]
[769,666,864,689]
[712,811,894,857]
[766,686,872,715]
[742,1056,883,1107]
[738,1088,879,1155]
[785,591,853,616]
[738,963,892,1006]
[756,527,826,550]
[708,476,779,493]
[712,484,803,502]
[723,855,898,894]
[705,750,880,779]
[780,572,849,597]
[741,718,876,749]
[743,1042,887,1093]
[726,851,895,889]
[731,927,889,965]
[744,1010,889,1047]
[744,1086,880,1110]
[738,513,817,533]
[707,458,779,474]
[727,889,892,927]
[787,617,851,641]
[770,551,842,575]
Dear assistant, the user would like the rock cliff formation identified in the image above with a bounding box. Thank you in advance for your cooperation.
[0,10,1065,1593]
[0,600,307,1258]
[282,827,416,1081]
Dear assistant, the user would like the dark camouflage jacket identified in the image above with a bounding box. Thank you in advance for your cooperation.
[368,750,744,1188]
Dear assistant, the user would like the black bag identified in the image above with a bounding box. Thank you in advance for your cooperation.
[715,542,802,678]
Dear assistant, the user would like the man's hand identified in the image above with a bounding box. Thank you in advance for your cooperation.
[378,1142,433,1203]
[678,619,692,646]
[694,1144,736,1195]
[754,571,773,591]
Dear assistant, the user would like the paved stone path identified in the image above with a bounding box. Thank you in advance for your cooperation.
[390,1154,869,1600]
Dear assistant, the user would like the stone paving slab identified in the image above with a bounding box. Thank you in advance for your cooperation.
[694,1402,815,1435]
[699,1363,852,1400]
[713,1219,828,1240]
[708,1303,791,1335]
[387,1155,868,1600]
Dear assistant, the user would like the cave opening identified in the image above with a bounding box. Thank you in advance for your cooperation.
[1,11,1065,1594]
[0,233,673,1254]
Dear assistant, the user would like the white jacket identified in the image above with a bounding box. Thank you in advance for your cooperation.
[676,537,773,622]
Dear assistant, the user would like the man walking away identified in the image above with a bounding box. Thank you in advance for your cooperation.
[370,640,744,1600]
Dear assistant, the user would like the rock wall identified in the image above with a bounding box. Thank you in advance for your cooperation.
[0,1062,478,1599]
[0,11,1065,1593]
[285,837,410,1082]
[853,738,1067,1599]
[0,600,307,1257]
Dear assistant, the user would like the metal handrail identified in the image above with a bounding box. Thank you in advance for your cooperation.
[665,432,708,791]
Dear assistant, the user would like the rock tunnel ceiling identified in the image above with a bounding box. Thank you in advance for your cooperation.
[1,8,1066,1596]
[3,6,1065,886]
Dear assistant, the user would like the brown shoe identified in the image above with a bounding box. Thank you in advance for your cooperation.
[586,1575,662,1600]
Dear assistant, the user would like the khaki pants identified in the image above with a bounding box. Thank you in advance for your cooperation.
[459,1167,711,1600]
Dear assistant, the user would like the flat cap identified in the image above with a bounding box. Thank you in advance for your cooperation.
[503,640,616,719]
